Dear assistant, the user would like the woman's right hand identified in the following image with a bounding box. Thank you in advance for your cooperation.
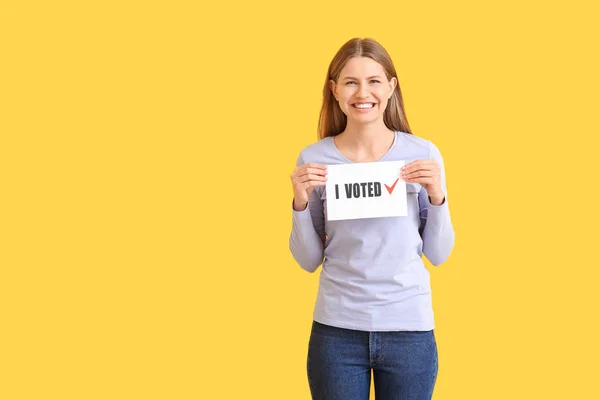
[290,163,328,211]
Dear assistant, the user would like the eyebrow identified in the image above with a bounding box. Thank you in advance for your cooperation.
[341,75,383,81]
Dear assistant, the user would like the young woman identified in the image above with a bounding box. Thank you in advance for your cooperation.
[289,38,455,400]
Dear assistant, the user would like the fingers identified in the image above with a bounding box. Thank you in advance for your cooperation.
[296,173,327,184]
[290,163,328,183]
[401,160,439,175]
[295,163,328,174]
[404,176,436,184]
[305,163,328,171]
[300,180,326,188]
[401,160,439,180]
[301,167,328,177]
[402,170,436,180]
[290,163,328,196]
[402,160,439,185]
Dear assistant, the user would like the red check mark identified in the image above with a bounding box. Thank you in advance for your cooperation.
[384,178,400,194]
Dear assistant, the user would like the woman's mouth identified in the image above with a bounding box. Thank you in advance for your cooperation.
[352,102,376,109]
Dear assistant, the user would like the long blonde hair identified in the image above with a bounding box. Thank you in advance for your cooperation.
[318,38,413,139]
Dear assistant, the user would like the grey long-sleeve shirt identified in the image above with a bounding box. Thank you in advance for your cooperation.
[289,131,455,331]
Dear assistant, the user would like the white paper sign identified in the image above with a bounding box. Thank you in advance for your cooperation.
[325,161,407,221]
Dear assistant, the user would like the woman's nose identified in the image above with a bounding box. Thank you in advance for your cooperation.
[356,84,369,98]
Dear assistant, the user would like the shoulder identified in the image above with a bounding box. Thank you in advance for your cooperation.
[296,137,335,164]
[397,131,432,151]
[397,131,444,158]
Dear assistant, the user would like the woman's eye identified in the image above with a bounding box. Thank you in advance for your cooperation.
[345,80,380,85]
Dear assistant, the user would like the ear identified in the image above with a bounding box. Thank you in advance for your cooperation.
[389,77,397,98]
[329,79,338,101]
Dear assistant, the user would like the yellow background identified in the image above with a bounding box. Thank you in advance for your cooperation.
[1,0,599,398]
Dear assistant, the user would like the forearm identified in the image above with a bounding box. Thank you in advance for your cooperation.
[422,198,455,266]
[289,202,325,272]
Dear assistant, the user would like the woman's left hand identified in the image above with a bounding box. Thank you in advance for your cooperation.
[401,160,444,199]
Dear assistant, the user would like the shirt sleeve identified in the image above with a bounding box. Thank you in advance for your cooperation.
[288,152,326,273]
[418,141,455,266]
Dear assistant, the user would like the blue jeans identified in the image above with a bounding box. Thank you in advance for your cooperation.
[307,321,438,400]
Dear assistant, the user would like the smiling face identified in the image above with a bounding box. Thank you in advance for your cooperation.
[330,56,397,126]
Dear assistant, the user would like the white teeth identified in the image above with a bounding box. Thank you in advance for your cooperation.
[354,103,375,109]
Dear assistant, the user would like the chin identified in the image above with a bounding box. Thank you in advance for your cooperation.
[350,115,383,124]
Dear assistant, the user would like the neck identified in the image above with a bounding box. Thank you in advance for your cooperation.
[337,121,395,150]
[334,120,396,163]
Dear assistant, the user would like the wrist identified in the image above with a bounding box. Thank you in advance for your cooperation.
[427,191,445,205]
[429,196,445,206]
[293,198,308,211]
